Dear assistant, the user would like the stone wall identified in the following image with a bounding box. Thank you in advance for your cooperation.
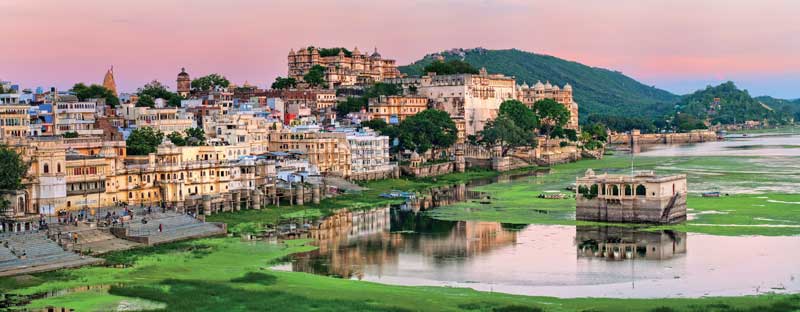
[609,130,718,145]
[576,195,687,224]
[400,162,455,178]
[349,167,398,181]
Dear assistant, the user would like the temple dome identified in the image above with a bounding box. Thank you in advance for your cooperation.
[534,81,545,90]
[564,83,572,91]
[544,81,553,89]
[178,67,189,78]
[371,47,381,58]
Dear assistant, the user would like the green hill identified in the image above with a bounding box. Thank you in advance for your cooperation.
[399,48,679,119]
[677,82,794,125]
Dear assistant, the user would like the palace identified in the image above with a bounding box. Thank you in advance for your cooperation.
[516,81,579,130]
[367,95,428,125]
[575,169,687,224]
[288,47,401,87]
[386,68,517,135]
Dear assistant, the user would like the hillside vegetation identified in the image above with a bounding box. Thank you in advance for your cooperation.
[399,48,679,119]
[677,81,794,125]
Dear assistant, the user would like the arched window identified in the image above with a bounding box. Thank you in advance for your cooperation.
[43,164,49,174]
[611,185,620,196]
[636,185,647,196]
[578,185,589,196]
[589,184,599,197]
[625,185,632,196]
[57,163,61,173]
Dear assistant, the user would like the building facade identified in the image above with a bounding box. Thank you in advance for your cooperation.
[288,46,401,87]
[367,95,428,124]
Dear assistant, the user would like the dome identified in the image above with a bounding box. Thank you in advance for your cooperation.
[585,169,595,177]
[552,85,560,91]
[564,83,572,91]
[371,47,381,58]
[178,67,189,77]
[534,81,545,90]
[352,46,361,55]
[521,82,529,89]
[544,81,553,89]
[288,48,295,56]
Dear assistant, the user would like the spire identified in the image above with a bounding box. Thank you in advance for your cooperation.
[103,66,118,97]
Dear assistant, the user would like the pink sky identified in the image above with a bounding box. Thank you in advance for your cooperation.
[2,0,799,98]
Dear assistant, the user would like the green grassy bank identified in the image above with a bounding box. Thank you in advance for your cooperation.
[4,238,798,312]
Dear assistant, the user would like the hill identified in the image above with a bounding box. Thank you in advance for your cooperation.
[399,48,679,119]
[754,96,800,123]
[676,82,794,125]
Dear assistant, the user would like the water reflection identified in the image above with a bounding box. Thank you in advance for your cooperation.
[576,226,686,261]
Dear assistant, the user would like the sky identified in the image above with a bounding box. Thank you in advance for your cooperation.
[2,0,799,99]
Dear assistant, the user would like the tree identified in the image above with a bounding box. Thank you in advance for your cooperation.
[533,99,570,140]
[71,83,120,108]
[335,97,367,118]
[499,100,538,131]
[62,132,79,138]
[191,74,230,92]
[138,80,183,107]
[0,145,29,190]
[361,118,388,132]
[303,65,326,88]
[397,109,457,155]
[167,132,187,146]
[422,60,479,75]
[363,83,401,98]
[477,115,537,156]
[126,127,164,155]
[271,77,297,90]
[184,128,206,146]
[136,94,156,108]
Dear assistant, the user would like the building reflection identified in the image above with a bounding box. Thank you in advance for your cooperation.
[289,182,519,279]
[575,226,687,261]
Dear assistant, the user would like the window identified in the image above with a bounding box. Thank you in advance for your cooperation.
[611,185,619,196]
[43,164,49,174]
[636,185,647,196]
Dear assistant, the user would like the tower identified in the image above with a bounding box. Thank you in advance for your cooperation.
[177,67,191,97]
[102,66,118,97]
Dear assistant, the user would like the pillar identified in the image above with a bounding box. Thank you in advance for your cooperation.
[312,184,320,205]
[296,184,305,206]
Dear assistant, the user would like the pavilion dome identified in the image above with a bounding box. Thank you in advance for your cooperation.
[534,81,545,90]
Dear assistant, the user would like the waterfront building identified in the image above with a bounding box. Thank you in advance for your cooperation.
[288,46,401,87]
[335,127,394,180]
[575,169,687,224]
[386,68,516,135]
[261,89,336,114]
[367,95,428,124]
[516,81,579,130]
[266,128,352,177]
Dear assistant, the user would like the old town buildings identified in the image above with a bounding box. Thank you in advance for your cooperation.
[288,47,402,87]
[0,45,582,227]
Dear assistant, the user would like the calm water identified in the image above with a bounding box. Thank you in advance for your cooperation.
[273,204,800,298]
[273,135,800,298]
[636,133,800,157]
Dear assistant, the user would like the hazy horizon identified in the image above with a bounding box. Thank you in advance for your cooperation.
[2,0,798,99]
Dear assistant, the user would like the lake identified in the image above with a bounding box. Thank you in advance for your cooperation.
[273,134,800,299]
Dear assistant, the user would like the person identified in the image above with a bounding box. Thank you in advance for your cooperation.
[159,223,163,233]
[73,232,78,244]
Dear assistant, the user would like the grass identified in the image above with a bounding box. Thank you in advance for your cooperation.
[5,237,800,312]
[207,168,527,234]
[428,155,800,236]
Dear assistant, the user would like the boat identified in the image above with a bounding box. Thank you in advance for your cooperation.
[538,193,566,199]
[702,192,721,197]
[379,190,415,199]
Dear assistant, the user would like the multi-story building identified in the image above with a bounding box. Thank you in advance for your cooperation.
[367,95,428,124]
[53,98,103,136]
[0,88,31,139]
[261,89,336,113]
[267,127,352,177]
[118,104,196,135]
[338,128,394,180]
[386,68,517,135]
[204,113,281,155]
[288,46,401,87]
[516,81,579,130]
